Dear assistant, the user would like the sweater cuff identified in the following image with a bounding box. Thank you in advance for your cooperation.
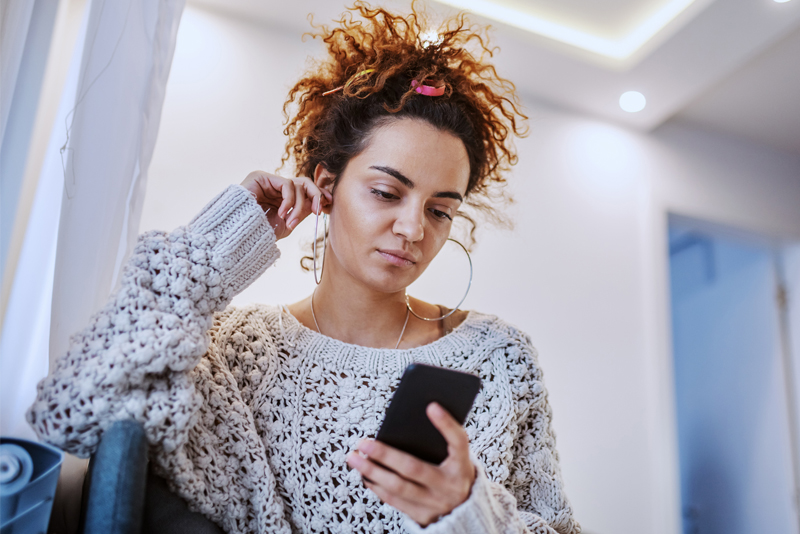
[402,462,497,534]
[188,184,279,299]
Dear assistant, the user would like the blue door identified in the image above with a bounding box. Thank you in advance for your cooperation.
[669,223,799,534]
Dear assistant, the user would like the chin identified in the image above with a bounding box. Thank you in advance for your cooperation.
[361,266,418,294]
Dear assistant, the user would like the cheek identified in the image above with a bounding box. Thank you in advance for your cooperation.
[421,234,450,265]
[347,195,385,230]
[329,190,386,251]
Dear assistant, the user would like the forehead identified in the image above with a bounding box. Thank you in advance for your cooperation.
[349,118,470,194]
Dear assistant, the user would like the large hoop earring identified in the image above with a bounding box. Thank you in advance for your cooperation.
[405,238,472,321]
[313,212,328,285]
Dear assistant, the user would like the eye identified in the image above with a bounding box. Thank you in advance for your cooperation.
[370,188,397,201]
[430,208,452,221]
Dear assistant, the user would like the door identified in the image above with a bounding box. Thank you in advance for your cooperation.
[669,220,800,534]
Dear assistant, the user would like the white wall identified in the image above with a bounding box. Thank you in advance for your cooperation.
[140,6,800,534]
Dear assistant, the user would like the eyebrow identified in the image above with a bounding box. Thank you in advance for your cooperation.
[370,165,464,202]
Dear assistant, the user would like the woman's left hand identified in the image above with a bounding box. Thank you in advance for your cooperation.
[346,402,477,527]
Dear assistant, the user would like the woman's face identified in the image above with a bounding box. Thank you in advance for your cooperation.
[319,117,470,294]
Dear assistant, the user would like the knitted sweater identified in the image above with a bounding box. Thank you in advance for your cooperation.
[28,185,580,534]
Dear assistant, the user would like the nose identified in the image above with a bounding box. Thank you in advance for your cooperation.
[392,202,425,243]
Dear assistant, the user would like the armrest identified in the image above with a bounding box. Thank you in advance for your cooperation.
[80,420,148,534]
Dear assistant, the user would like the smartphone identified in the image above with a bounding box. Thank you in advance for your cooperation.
[375,363,482,465]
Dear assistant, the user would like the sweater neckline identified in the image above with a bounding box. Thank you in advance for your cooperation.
[274,306,493,374]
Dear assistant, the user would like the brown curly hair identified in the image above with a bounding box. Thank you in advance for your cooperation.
[281,1,527,268]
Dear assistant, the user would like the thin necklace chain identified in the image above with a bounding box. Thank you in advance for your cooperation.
[310,289,410,350]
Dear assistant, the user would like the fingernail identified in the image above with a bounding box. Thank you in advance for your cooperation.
[346,452,362,467]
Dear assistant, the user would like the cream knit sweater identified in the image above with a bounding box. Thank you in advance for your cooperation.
[28,185,580,534]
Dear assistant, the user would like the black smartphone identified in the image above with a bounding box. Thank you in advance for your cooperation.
[375,363,482,465]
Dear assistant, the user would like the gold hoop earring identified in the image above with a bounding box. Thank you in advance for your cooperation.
[313,212,328,285]
[405,238,472,321]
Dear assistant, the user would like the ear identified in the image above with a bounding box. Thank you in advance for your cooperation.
[314,163,336,214]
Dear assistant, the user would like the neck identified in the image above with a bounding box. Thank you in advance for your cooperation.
[311,253,410,349]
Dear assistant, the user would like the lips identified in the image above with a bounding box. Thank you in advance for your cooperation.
[377,249,418,267]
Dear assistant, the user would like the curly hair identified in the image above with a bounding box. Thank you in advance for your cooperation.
[281,1,527,268]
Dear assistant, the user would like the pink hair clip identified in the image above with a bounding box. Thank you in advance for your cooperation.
[412,80,445,97]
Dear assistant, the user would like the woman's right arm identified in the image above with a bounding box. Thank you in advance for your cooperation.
[27,175,329,458]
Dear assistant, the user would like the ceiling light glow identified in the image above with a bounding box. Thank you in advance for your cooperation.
[619,92,646,113]
[773,0,791,3]
[431,0,697,60]
[420,30,443,47]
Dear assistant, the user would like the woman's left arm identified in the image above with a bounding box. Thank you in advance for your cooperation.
[346,336,580,534]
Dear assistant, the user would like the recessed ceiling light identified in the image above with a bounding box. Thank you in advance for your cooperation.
[773,0,791,3]
[431,0,697,60]
[620,92,647,113]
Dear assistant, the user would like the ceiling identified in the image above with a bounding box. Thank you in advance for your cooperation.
[188,0,800,155]
[489,0,672,38]
[673,26,800,154]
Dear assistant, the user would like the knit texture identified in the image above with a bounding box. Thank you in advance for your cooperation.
[28,185,580,534]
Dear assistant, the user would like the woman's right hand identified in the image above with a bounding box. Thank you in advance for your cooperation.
[240,171,332,240]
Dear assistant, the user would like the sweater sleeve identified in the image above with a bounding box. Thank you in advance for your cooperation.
[26,185,279,458]
[402,334,581,534]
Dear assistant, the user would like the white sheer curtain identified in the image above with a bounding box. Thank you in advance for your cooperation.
[0,4,85,439]
[51,0,186,362]
[0,0,186,439]
[0,0,36,147]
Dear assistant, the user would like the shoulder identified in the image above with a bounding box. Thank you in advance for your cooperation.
[459,310,537,353]
[457,311,543,381]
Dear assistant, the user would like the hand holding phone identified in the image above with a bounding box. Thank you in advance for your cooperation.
[375,363,482,465]
[347,364,482,526]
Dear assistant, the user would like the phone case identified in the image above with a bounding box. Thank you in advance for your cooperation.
[375,363,482,465]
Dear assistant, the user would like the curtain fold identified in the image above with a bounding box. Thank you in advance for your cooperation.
[50,0,185,364]
[0,0,36,147]
[0,0,89,440]
[0,0,185,439]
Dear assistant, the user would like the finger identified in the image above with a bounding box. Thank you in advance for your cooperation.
[302,179,329,215]
[300,180,320,216]
[321,185,333,204]
[286,182,310,229]
[296,180,322,221]
[357,439,439,487]
[276,178,296,220]
[363,480,438,525]
[346,452,429,505]
[311,174,334,203]
[426,403,470,458]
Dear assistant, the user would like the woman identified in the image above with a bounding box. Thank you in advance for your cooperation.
[28,3,579,533]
